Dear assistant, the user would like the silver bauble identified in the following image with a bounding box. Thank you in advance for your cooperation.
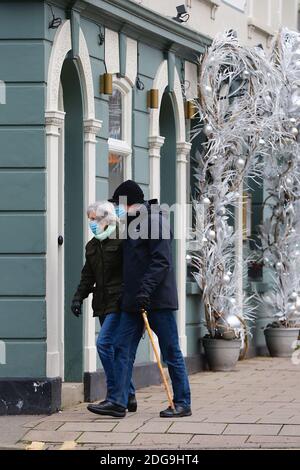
[290,117,297,124]
[286,177,293,186]
[229,298,236,306]
[242,70,250,80]
[236,158,245,170]
[291,127,299,137]
[259,138,265,145]
[202,237,208,244]
[227,315,241,328]
[207,230,216,241]
[203,124,213,137]
[205,85,212,93]
[202,197,211,206]
[291,292,298,300]
[222,274,231,284]
[276,261,283,270]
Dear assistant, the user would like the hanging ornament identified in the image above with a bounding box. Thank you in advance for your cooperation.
[290,292,298,300]
[236,158,245,170]
[259,138,265,145]
[242,70,250,80]
[202,196,211,206]
[207,229,216,241]
[222,274,231,284]
[290,117,297,124]
[291,127,299,137]
[205,85,212,93]
[285,177,293,187]
[229,298,236,306]
[203,124,213,137]
[275,261,283,270]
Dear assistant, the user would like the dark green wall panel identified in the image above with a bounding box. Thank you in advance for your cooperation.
[0,84,45,125]
[133,111,149,148]
[90,57,106,100]
[0,42,45,82]
[0,128,45,168]
[95,98,108,138]
[0,214,45,253]
[134,75,152,112]
[139,42,164,79]
[0,2,45,39]
[0,171,45,211]
[96,138,108,178]
[0,341,46,377]
[133,147,149,185]
[0,257,45,296]
[81,18,105,60]
[186,325,201,356]
[0,299,46,338]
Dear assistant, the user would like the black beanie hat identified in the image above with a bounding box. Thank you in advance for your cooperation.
[111,180,145,206]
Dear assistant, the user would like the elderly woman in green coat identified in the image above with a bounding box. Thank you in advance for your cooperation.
[71,201,136,415]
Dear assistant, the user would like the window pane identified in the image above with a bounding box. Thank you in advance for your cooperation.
[108,88,122,140]
[109,153,124,196]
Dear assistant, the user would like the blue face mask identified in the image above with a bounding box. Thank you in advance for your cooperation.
[115,205,127,219]
[89,220,102,236]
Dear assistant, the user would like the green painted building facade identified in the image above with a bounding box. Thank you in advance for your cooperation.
[0,0,214,414]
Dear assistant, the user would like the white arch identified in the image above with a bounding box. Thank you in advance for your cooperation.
[149,60,185,142]
[46,20,95,119]
[45,20,101,379]
[148,60,191,357]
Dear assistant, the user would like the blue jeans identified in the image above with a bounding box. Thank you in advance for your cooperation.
[97,313,135,399]
[108,310,191,409]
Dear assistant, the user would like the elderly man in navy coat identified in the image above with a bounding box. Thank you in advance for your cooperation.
[88,180,191,418]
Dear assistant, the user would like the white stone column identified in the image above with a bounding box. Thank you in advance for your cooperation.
[83,118,102,373]
[176,141,191,356]
[149,135,165,200]
[45,110,65,378]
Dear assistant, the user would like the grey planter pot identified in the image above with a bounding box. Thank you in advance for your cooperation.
[202,338,242,372]
[264,327,300,358]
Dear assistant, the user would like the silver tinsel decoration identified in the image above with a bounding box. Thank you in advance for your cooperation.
[258,28,300,328]
[191,30,280,340]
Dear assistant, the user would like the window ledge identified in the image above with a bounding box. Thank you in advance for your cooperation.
[108,138,131,156]
[199,0,221,20]
[247,17,274,43]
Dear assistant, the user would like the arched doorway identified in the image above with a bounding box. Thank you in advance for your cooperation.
[159,91,177,261]
[45,20,101,383]
[60,59,84,382]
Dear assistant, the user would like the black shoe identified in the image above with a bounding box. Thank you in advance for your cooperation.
[160,404,192,418]
[127,394,137,412]
[87,401,126,418]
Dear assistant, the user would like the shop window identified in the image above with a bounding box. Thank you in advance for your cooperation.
[108,80,132,196]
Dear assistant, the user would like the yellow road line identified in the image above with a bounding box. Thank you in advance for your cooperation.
[26,441,45,451]
[59,441,77,451]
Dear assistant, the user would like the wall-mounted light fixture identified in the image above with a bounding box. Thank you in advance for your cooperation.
[185,100,197,119]
[173,4,190,23]
[147,89,159,109]
[100,73,113,95]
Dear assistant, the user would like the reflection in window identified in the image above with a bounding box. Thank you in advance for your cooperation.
[108,88,122,140]
[109,153,124,196]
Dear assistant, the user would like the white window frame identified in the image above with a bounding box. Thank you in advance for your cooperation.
[108,76,132,181]
[222,0,247,12]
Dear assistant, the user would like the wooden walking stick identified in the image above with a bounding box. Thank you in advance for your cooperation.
[142,310,175,410]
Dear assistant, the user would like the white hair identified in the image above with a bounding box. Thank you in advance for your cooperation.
[95,200,117,225]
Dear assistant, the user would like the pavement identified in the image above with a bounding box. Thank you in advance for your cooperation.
[1,357,300,450]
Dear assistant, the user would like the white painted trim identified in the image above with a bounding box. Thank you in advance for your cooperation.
[46,20,101,378]
[148,135,165,200]
[149,60,189,356]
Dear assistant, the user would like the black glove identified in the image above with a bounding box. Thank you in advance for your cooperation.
[71,299,82,317]
[136,294,150,313]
